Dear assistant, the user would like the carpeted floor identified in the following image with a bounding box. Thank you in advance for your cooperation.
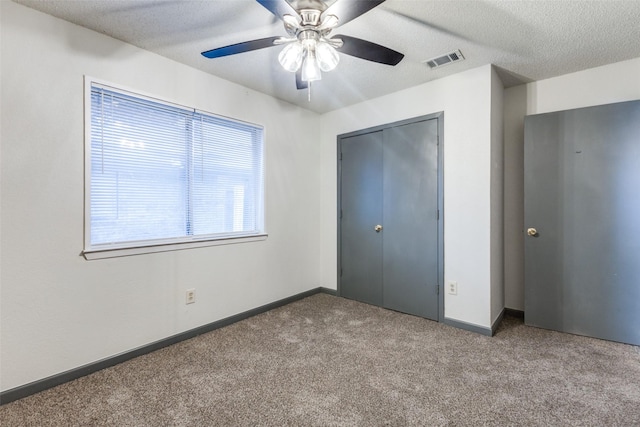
[1,293,639,426]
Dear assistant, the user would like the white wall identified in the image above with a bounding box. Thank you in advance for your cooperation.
[503,57,640,310]
[0,2,322,392]
[319,65,500,329]
[525,57,640,115]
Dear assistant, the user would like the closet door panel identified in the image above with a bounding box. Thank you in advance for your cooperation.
[340,131,384,306]
[382,119,439,320]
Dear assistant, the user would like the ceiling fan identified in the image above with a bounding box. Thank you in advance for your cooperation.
[201,0,404,92]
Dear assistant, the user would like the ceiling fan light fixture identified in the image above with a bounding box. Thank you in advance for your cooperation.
[278,42,304,72]
[316,40,339,72]
[201,0,404,93]
[282,14,301,36]
[301,48,322,82]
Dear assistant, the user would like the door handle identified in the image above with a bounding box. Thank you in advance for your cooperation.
[527,227,538,237]
[374,225,383,232]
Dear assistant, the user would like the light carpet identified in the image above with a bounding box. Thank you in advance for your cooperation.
[1,293,639,426]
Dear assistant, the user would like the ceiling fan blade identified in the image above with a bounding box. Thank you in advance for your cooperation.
[256,0,299,21]
[201,37,280,58]
[335,35,404,66]
[296,69,308,90]
[322,0,386,28]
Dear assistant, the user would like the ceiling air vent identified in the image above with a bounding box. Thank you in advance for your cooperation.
[424,50,465,69]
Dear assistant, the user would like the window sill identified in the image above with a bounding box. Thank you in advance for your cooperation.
[82,234,268,260]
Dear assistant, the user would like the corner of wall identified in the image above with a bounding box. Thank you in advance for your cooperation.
[490,66,505,324]
[503,85,527,311]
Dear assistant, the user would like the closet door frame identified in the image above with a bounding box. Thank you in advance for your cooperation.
[336,112,444,322]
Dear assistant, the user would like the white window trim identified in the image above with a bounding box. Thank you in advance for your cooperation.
[83,76,268,260]
[83,234,268,260]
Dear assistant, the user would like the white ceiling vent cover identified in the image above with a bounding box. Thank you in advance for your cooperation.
[424,50,465,69]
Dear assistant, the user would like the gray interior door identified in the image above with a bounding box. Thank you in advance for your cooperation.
[382,121,439,318]
[340,131,383,306]
[339,117,440,320]
[524,100,640,346]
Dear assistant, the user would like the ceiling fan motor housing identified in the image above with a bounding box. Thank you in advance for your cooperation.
[299,9,322,26]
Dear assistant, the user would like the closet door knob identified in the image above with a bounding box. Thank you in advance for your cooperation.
[527,228,538,237]
[374,225,383,232]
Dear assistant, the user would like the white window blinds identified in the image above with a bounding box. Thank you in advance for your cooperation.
[88,83,264,249]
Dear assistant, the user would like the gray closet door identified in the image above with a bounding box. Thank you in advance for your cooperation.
[339,118,439,320]
[382,120,439,319]
[340,131,384,306]
[524,100,640,346]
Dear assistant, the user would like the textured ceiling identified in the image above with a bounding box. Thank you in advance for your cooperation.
[13,0,640,113]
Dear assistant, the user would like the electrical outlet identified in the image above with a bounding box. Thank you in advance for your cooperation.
[447,281,458,295]
[186,288,196,304]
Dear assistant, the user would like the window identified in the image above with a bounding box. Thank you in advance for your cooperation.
[84,80,265,258]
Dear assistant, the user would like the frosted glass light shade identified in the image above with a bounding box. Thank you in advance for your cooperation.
[278,42,304,72]
[301,49,322,82]
[316,41,339,72]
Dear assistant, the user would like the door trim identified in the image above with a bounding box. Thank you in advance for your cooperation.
[337,112,444,322]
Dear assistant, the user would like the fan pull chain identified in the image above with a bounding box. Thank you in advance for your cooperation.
[308,82,311,102]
